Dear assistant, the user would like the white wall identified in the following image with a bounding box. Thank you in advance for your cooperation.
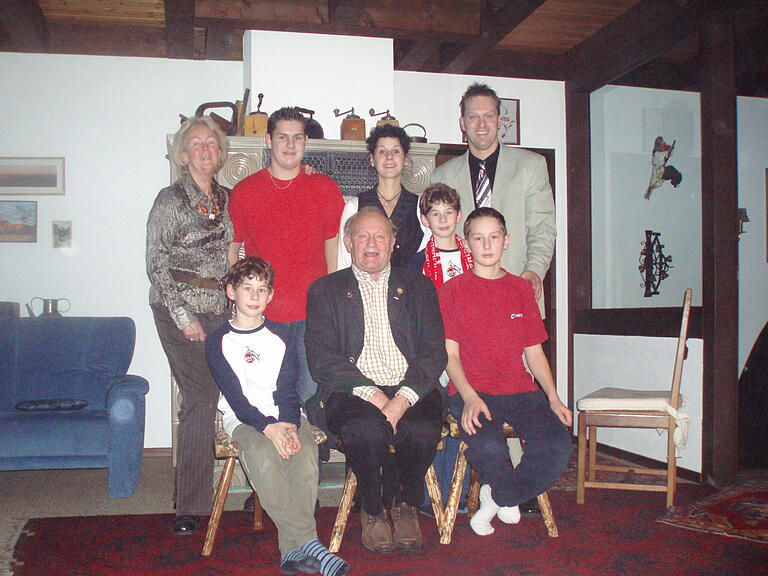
[737,96,768,373]
[393,72,569,399]
[591,86,702,308]
[574,334,703,472]
[243,31,394,139]
[0,53,243,447]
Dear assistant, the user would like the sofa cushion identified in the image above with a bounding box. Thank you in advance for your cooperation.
[0,410,109,459]
[15,398,89,411]
[0,317,135,411]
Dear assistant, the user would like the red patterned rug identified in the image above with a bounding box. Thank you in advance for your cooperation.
[659,480,768,544]
[9,486,768,576]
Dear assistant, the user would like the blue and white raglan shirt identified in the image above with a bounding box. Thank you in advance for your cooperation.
[205,318,302,437]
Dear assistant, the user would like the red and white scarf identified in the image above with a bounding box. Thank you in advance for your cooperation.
[422,235,473,289]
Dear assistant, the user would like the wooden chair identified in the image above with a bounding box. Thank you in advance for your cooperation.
[202,426,327,556]
[440,416,558,544]
[328,444,445,553]
[576,288,692,509]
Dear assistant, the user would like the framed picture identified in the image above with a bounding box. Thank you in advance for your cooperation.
[0,200,37,242]
[0,157,65,196]
[52,220,72,248]
[498,98,520,145]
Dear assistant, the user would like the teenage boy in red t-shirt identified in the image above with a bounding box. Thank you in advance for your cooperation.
[439,207,572,536]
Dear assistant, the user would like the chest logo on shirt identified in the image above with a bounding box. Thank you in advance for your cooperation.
[244,346,260,364]
[446,262,462,278]
[510,313,523,320]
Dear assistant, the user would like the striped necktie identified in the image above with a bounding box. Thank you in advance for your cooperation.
[475,160,491,208]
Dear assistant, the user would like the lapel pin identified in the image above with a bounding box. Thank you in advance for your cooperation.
[346,291,353,299]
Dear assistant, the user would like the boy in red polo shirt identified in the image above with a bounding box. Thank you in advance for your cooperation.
[439,207,572,536]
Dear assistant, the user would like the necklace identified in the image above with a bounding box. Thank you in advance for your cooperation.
[377,189,401,207]
[196,194,220,220]
[268,168,296,191]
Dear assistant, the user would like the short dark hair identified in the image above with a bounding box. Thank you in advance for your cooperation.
[460,83,501,116]
[366,123,411,155]
[222,256,275,292]
[463,207,507,237]
[267,107,307,136]
[418,183,461,216]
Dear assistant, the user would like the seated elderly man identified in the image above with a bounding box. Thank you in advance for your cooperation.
[306,206,446,554]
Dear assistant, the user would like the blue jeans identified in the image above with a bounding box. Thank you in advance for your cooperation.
[275,320,317,405]
[448,390,572,507]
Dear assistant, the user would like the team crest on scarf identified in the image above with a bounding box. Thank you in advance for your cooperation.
[244,346,260,364]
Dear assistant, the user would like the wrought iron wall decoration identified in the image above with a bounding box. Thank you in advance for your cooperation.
[639,230,673,297]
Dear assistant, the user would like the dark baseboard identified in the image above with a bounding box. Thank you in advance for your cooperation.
[143,447,172,458]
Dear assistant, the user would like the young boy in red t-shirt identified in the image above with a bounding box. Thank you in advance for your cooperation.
[439,207,572,536]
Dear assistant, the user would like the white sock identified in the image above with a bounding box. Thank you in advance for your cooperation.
[469,484,499,536]
[497,504,521,524]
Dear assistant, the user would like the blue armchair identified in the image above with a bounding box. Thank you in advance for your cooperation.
[0,317,149,498]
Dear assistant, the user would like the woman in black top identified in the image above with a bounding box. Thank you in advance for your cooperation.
[338,124,423,268]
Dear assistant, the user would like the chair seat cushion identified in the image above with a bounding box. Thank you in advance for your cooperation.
[577,387,671,412]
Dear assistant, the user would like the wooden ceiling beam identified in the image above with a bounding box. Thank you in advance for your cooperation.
[206,24,243,61]
[0,0,48,52]
[396,40,440,71]
[468,49,566,80]
[328,1,368,23]
[440,0,547,74]
[194,16,476,44]
[564,0,722,93]
[46,22,176,59]
[165,0,196,59]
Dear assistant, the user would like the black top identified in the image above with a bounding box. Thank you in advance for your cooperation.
[357,186,423,268]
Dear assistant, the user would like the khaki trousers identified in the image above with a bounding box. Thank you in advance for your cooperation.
[233,417,319,556]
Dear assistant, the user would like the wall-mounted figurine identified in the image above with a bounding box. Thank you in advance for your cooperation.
[644,136,682,200]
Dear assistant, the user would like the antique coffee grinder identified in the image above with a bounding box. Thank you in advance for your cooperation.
[333,107,366,141]
[369,108,399,128]
[243,93,268,137]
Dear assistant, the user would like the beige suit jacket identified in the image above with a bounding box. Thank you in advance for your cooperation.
[431,144,556,282]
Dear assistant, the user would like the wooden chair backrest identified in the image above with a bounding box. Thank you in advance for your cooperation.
[669,288,693,410]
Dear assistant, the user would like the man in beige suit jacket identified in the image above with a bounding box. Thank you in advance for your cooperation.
[431,83,555,306]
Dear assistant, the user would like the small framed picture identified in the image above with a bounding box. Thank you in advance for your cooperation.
[0,157,65,196]
[498,98,520,145]
[0,200,37,242]
[52,220,72,248]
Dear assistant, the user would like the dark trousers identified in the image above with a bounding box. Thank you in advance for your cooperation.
[151,304,228,516]
[448,390,572,507]
[326,387,442,516]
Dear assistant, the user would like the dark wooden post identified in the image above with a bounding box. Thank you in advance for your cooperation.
[565,84,592,411]
[699,7,738,486]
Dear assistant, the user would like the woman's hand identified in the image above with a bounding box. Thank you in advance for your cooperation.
[264,422,301,460]
[461,394,492,436]
[182,321,207,343]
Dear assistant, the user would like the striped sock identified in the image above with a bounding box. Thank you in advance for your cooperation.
[301,538,349,576]
[280,548,320,575]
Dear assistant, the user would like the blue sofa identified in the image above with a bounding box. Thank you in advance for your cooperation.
[0,317,149,497]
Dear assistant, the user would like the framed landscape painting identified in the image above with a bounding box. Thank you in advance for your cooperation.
[0,157,65,196]
[0,201,37,242]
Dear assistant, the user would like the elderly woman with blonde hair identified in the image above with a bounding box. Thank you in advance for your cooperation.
[146,116,233,535]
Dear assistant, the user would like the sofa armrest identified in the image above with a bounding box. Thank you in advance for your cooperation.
[106,375,149,498]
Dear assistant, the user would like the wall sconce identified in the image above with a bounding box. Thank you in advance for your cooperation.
[738,208,750,239]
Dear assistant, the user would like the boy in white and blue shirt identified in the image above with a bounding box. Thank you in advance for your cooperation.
[206,257,348,576]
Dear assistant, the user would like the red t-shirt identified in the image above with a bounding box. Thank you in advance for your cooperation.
[229,169,344,322]
[439,271,547,396]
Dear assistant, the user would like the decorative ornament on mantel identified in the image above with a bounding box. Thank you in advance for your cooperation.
[638,230,673,297]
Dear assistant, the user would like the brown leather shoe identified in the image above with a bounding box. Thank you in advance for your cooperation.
[391,502,423,549]
[361,509,395,553]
